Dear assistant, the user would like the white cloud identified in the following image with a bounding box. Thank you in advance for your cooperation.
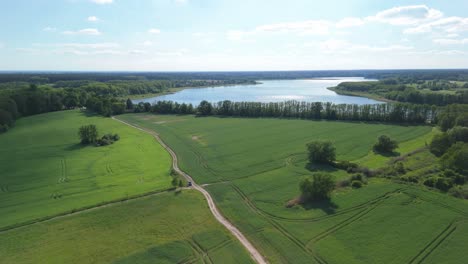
[148,28,161,34]
[404,17,468,34]
[43,26,57,32]
[255,20,330,35]
[63,28,101,35]
[56,43,119,49]
[87,16,99,22]
[336,17,365,28]
[319,39,413,54]
[129,49,146,55]
[367,5,443,26]
[433,38,468,45]
[227,20,330,41]
[90,0,113,4]
[142,41,153,46]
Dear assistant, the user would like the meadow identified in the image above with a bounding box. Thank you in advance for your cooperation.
[0,190,254,264]
[119,113,468,264]
[0,110,173,230]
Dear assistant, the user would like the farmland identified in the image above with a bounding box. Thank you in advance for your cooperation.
[0,190,254,264]
[0,110,173,230]
[118,113,468,264]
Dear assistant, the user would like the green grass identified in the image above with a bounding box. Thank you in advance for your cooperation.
[0,190,254,264]
[119,113,468,264]
[0,110,173,229]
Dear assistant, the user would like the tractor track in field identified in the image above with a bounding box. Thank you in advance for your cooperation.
[112,116,268,264]
[229,183,328,264]
[408,220,462,264]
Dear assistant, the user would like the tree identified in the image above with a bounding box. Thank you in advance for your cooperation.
[197,100,213,116]
[78,124,98,144]
[126,98,134,110]
[441,142,468,174]
[0,109,14,128]
[307,141,336,164]
[373,135,398,154]
[299,173,335,201]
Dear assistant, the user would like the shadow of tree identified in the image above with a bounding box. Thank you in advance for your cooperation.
[373,150,400,157]
[64,143,88,151]
[301,199,338,215]
[305,162,338,172]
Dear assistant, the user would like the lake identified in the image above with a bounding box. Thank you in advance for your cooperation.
[133,77,381,105]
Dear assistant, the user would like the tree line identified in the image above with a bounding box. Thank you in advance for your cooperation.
[140,100,438,124]
[335,81,468,106]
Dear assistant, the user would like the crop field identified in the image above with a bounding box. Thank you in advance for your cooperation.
[0,190,254,264]
[119,113,468,264]
[0,110,173,230]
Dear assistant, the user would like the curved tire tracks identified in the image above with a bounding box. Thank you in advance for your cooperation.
[113,116,268,264]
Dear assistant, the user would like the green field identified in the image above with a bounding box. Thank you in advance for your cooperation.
[0,190,254,264]
[0,110,173,230]
[119,113,468,264]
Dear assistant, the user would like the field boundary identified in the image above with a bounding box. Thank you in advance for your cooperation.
[0,187,176,233]
[112,116,268,264]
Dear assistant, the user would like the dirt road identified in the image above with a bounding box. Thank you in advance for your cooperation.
[112,116,268,264]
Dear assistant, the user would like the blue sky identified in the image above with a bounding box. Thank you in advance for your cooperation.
[1,0,468,71]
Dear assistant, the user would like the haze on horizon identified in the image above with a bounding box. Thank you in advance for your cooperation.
[1,0,468,71]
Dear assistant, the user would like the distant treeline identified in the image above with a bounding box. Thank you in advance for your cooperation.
[0,78,257,132]
[335,81,468,106]
[134,100,439,124]
[2,69,468,83]
[0,84,129,132]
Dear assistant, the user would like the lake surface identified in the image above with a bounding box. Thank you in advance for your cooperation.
[133,77,382,105]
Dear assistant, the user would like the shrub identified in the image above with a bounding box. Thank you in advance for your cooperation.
[350,173,367,183]
[440,142,468,174]
[373,135,398,154]
[441,169,466,185]
[394,161,406,174]
[307,141,336,164]
[333,160,358,171]
[336,179,350,188]
[351,180,363,188]
[449,186,468,199]
[78,124,98,144]
[299,173,335,202]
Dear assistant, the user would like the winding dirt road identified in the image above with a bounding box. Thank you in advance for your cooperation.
[112,116,268,264]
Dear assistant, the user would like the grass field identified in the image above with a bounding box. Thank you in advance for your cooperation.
[119,113,468,264]
[0,110,173,230]
[0,190,254,264]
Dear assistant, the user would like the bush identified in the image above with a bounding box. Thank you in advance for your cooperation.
[299,173,335,201]
[440,142,468,174]
[333,160,358,171]
[424,176,453,192]
[78,124,98,144]
[94,133,120,147]
[400,175,418,183]
[307,141,336,164]
[429,133,452,157]
[373,135,398,154]
[449,186,468,199]
[351,180,363,188]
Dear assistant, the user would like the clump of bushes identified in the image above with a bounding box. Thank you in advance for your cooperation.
[78,125,119,147]
[299,173,335,202]
[332,160,358,172]
[373,135,398,154]
[449,185,468,199]
[95,133,120,146]
[306,141,336,164]
[336,173,368,189]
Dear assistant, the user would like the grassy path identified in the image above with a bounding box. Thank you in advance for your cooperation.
[112,116,268,264]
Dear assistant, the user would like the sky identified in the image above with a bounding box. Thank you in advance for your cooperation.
[1,0,468,71]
